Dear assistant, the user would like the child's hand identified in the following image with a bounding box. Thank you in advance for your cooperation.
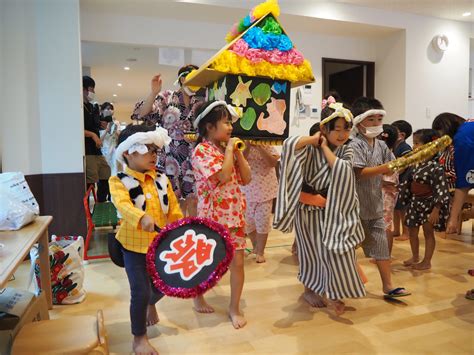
[320,135,328,148]
[140,214,156,232]
[227,137,240,153]
[428,208,440,225]
[311,132,322,147]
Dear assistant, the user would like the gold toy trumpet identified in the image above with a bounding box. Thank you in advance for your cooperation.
[234,139,246,151]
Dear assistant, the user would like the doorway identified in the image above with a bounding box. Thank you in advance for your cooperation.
[322,58,375,106]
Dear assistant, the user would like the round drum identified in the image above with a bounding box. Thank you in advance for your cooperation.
[146,217,234,298]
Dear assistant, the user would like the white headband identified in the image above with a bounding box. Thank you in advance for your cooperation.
[193,101,240,129]
[115,127,171,164]
[353,109,386,126]
[173,70,193,87]
[320,102,353,126]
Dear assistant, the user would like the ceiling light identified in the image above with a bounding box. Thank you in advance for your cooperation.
[124,66,130,70]
[117,83,122,87]
[462,12,471,17]
[113,94,117,97]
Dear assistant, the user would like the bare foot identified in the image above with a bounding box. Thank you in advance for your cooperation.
[256,254,266,263]
[396,234,409,241]
[229,310,247,329]
[323,297,345,316]
[403,257,419,266]
[133,335,159,355]
[146,305,159,326]
[412,262,431,270]
[303,290,326,308]
[193,295,215,313]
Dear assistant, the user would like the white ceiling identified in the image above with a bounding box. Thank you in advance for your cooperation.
[336,0,474,22]
[80,0,474,22]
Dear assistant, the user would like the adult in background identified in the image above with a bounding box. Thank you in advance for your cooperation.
[132,65,205,216]
[83,76,111,202]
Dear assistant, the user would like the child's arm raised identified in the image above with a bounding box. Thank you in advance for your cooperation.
[294,132,321,151]
[109,176,154,232]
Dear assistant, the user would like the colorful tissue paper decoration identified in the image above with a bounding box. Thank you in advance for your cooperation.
[225,0,280,43]
[212,1,313,83]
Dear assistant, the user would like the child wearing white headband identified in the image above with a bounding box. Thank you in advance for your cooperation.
[348,97,411,300]
[192,100,252,329]
[109,124,183,355]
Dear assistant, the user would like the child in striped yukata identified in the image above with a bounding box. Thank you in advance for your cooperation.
[349,97,410,299]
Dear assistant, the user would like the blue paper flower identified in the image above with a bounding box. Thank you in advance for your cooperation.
[243,15,252,27]
[243,27,293,51]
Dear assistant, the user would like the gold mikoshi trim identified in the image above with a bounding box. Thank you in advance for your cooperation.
[388,135,452,173]
[184,133,283,146]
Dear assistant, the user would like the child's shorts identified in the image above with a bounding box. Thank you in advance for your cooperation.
[245,200,273,235]
[229,226,246,251]
[360,218,390,260]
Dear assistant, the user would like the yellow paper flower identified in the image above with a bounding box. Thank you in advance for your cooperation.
[252,0,280,19]
[211,51,314,83]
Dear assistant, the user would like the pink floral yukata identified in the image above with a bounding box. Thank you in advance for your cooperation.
[192,140,247,250]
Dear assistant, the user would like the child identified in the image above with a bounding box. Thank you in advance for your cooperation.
[242,144,279,263]
[401,129,450,270]
[274,102,366,315]
[192,100,252,329]
[377,124,399,255]
[349,97,410,299]
[109,124,183,355]
[391,120,413,240]
[432,113,466,192]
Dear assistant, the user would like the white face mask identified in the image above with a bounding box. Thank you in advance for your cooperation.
[182,86,195,96]
[103,109,113,117]
[87,91,95,102]
[361,124,383,138]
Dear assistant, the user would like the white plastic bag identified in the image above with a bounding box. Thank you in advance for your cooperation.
[0,172,39,230]
[30,236,86,304]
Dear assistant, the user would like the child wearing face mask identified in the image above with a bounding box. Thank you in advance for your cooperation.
[349,97,411,300]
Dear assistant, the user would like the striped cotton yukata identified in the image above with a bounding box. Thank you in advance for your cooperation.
[349,134,395,260]
[273,137,366,300]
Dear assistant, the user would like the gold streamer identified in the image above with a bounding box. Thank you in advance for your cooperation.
[388,135,452,172]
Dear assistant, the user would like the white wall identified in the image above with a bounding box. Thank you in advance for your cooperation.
[289,32,376,137]
[375,30,406,123]
[1,0,84,175]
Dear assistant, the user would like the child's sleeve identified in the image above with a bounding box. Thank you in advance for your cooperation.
[432,164,450,206]
[193,143,223,186]
[166,180,184,223]
[348,139,367,168]
[109,176,146,229]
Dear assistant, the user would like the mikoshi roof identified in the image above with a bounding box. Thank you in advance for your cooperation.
[185,0,315,89]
